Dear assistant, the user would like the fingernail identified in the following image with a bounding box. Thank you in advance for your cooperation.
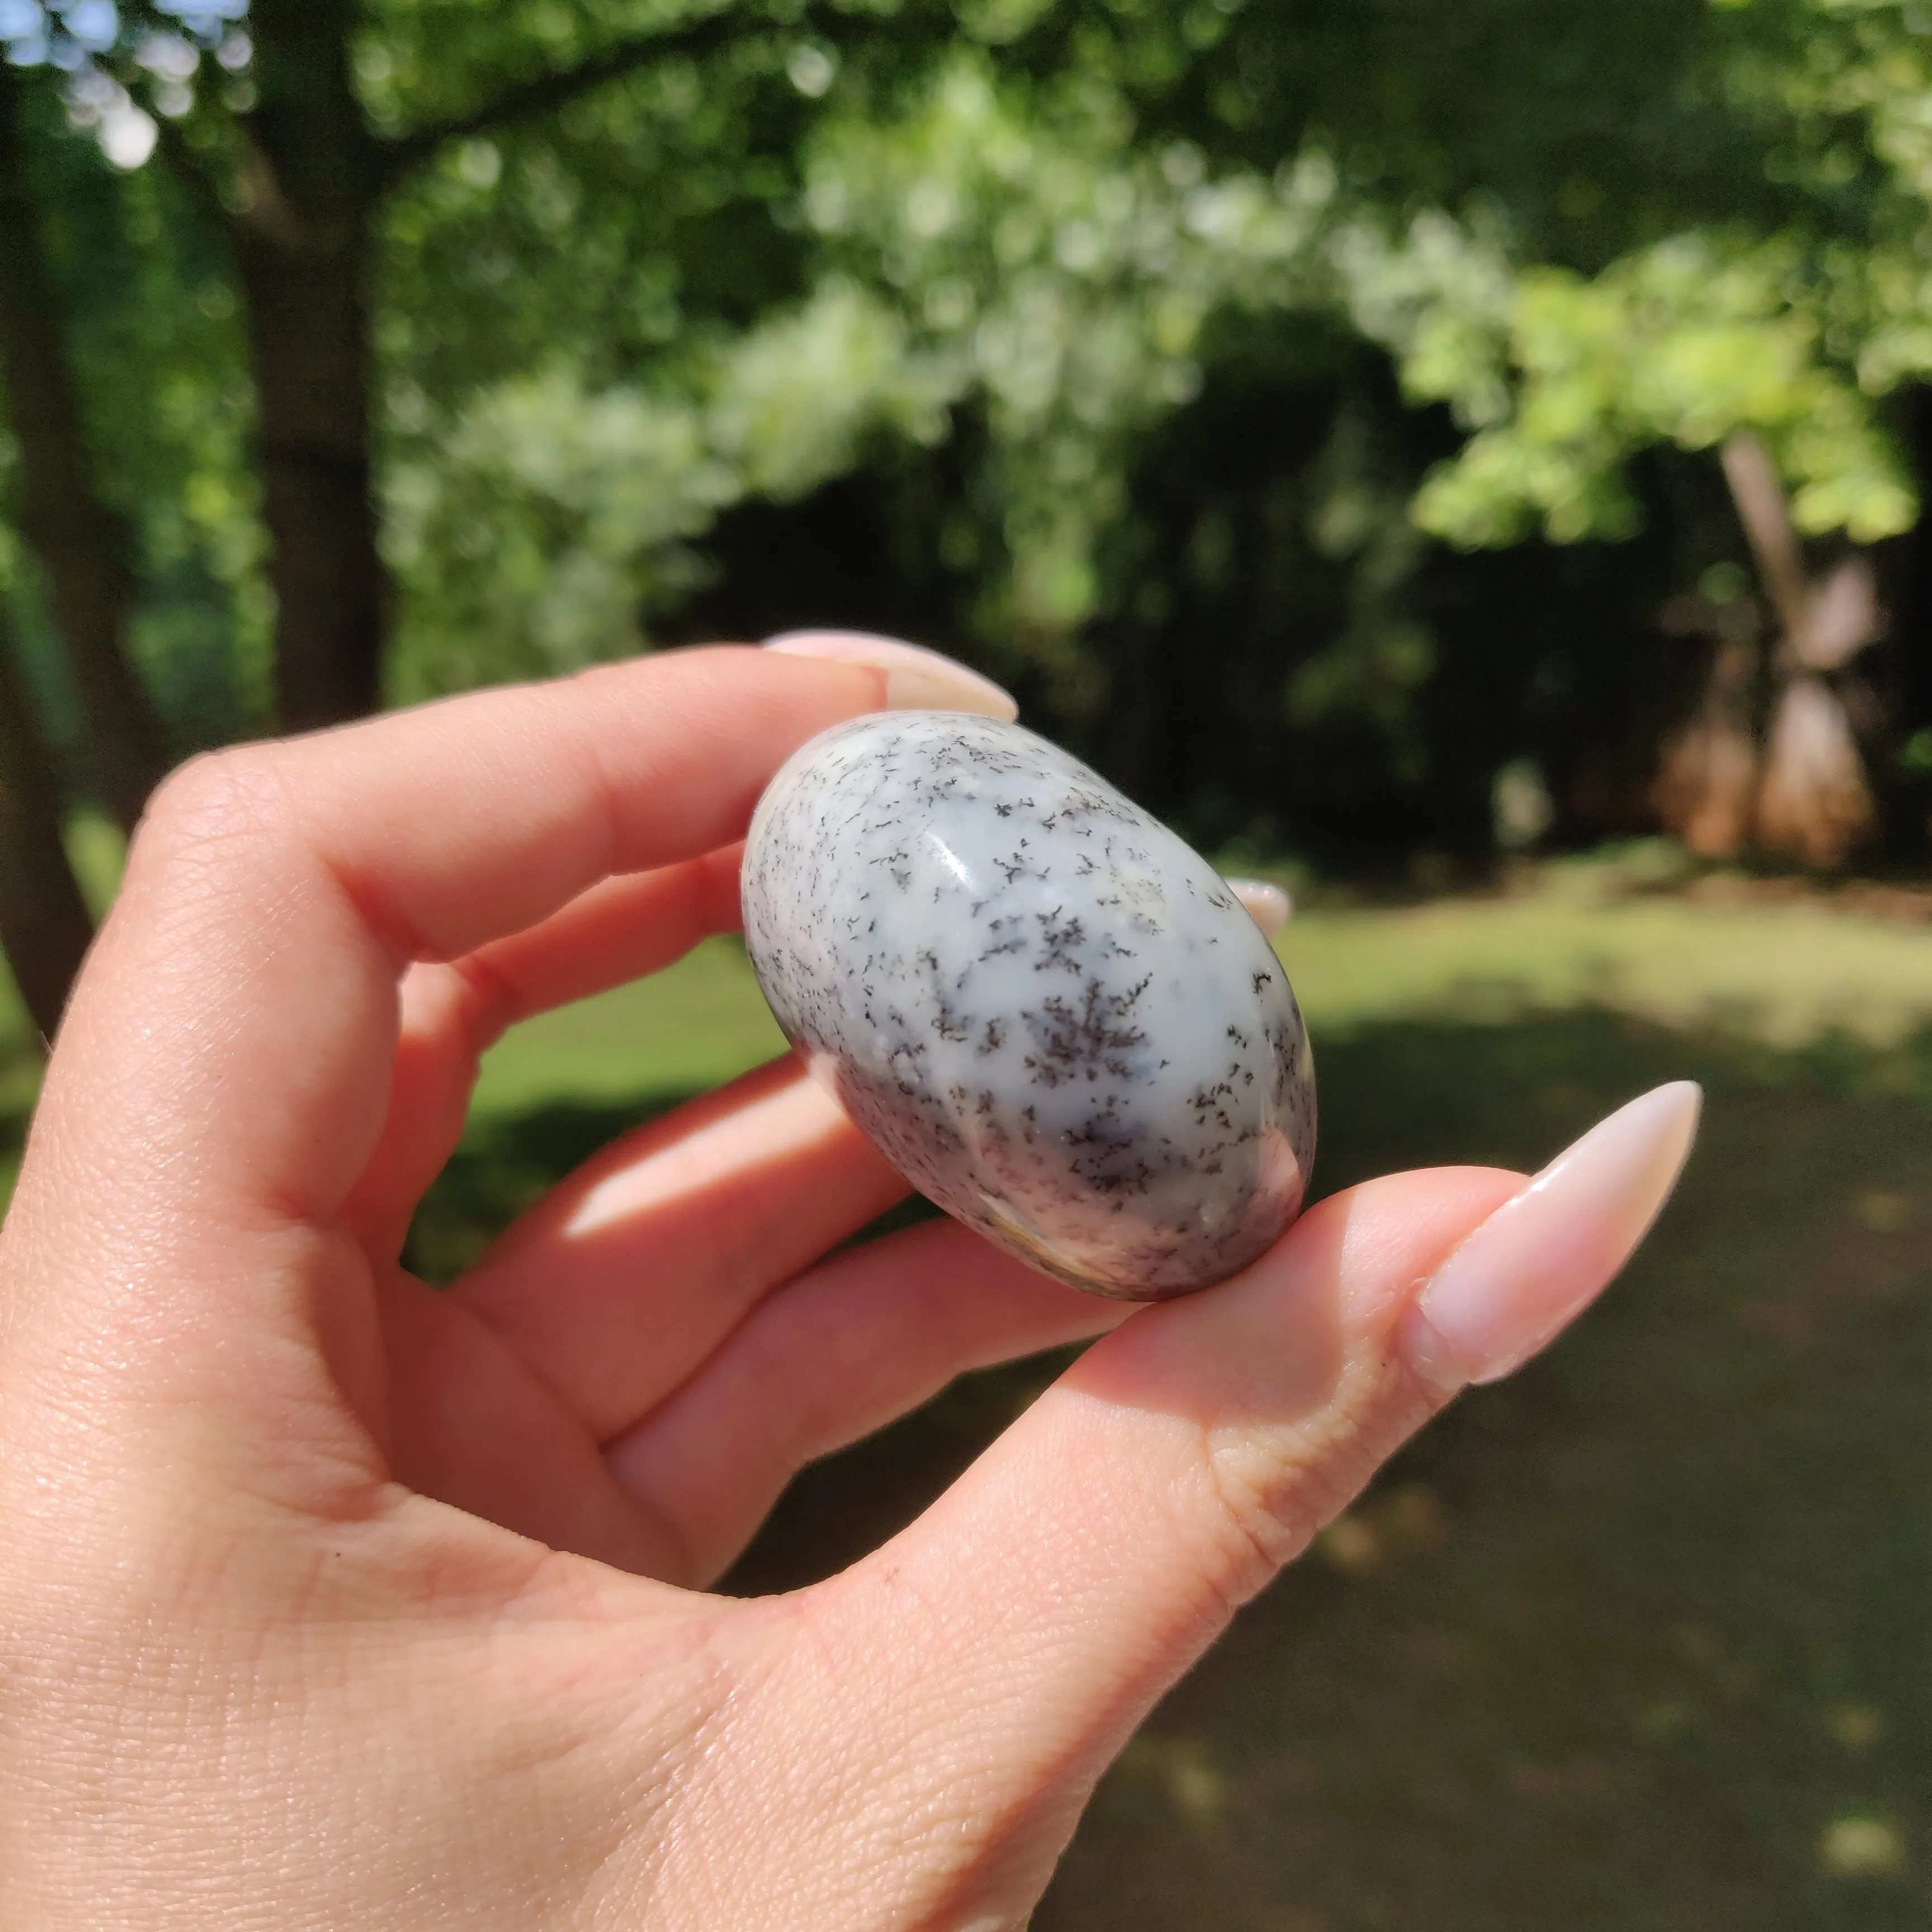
[1400,1082,1703,1391]
[764,630,1019,723]
[1227,877,1292,936]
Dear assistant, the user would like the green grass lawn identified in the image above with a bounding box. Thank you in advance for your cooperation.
[7,854,1931,1926]
[465,860,1932,1120]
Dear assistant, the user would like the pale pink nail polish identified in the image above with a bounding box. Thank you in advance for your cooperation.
[1399,1081,1703,1391]
[1225,877,1292,936]
[763,629,1019,723]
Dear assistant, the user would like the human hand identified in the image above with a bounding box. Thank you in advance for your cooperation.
[0,640,1699,1929]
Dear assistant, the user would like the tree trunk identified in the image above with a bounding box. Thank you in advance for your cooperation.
[1652,636,1759,857]
[234,233,385,727]
[234,0,387,729]
[1717,432,1881,867]
[0,609,96,1049]
[209,2,734,727]
[0,63,171,833]
[1755,673,1876,866]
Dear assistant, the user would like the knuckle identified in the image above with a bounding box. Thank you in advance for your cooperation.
[1192,1372,1432,1614]
[134,747,293,876]
[1192,1432,1311,1613]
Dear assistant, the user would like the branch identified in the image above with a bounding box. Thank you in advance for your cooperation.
[1720,431,1813,660]
[148,111,225,219]
[154,107,311,245]
[377,6,750,187]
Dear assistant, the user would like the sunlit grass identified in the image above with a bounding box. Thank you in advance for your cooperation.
[17,834,1932,1130]
[12,832,1932,1145]
[1286,889,1932,1046]
[470,938,789,1116]
[468,866,1932,1120]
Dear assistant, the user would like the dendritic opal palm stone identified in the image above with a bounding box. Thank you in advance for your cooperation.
[741,713,1317,1301]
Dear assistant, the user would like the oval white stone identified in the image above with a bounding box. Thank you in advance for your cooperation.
[741,713,1317,1299]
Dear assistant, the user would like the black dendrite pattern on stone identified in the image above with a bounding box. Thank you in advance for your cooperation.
[1021,974,1152,1090]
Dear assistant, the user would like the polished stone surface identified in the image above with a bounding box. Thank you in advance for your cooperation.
[742,713,1317,1299]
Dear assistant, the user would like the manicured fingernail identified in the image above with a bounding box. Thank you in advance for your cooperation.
[1227,878,1291,936]
[764,630,1019,723]
[1400,1082,1703,1391]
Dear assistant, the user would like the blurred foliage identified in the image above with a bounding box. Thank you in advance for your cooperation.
[15,0,1932,848]
[1,60,266,774]
[360,0,1932,850]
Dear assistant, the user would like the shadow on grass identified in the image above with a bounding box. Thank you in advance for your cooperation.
[405,1095,941,1285]
[410,1007,1932,1932]
[406,1097,693,1285]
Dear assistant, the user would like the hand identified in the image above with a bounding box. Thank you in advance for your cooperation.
[0,640,1698,1929]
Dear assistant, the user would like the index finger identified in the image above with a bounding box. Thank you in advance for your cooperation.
[26,647,981,1240]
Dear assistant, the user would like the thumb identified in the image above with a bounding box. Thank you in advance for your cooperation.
[792,1084,1699,1922]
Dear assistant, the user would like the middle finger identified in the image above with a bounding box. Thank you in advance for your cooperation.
[344,845,749,1260]
[450,1055,910,1441]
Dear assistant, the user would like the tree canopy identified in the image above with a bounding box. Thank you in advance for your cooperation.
[6,0,1932,1025]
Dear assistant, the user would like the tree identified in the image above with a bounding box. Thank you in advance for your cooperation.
[6,0,850,728]
[0,59,171,831]
[186,0,797,726]
[1655,432,1887,863]
[378,0,1856,829]
[13,0,1932,896]
[0,597,94,1048]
